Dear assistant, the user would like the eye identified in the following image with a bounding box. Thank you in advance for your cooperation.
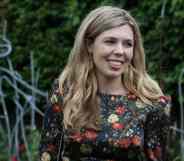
[104,39,116,44]
[124,41,133,47]
[105,40,115,44]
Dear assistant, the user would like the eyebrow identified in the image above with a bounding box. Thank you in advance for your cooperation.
[103,36,134,42]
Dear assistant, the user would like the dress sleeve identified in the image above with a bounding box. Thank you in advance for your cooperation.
[144,96,171,161]
[39,80,65,161]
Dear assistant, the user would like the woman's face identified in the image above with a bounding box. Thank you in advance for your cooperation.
[90,24,134,80]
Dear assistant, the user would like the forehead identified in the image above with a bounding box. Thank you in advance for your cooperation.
[96,24,134,40]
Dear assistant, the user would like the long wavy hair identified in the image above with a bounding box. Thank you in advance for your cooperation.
[58,6,163,129]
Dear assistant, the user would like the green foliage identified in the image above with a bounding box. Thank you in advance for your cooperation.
[0,126,9,161]
[169,134,183,161]
[6,0,184,93]
[131,0,184,97]
[20,128,40,161]
[0,126,41,161]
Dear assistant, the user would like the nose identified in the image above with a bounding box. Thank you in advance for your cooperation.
[114,43,124,56]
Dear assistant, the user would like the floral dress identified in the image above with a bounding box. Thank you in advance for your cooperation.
[39,80,171,161]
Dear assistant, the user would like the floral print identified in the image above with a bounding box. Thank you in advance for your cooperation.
[108,114,119,123]
[39,80,171,161]
[41,152,51,161]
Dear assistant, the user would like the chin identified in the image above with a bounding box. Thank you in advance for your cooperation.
[105,72,123,79]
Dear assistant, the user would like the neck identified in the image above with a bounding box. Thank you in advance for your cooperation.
[96,74,127,95]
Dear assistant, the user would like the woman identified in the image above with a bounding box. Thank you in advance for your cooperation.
[39,6,171,161]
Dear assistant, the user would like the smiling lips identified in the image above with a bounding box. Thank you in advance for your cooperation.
[107,59,124,70]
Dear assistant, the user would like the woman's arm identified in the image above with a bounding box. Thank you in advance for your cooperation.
[39,80,64,161]
[144,96,171,161]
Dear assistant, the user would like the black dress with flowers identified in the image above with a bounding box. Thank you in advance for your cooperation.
[39,80,171,161]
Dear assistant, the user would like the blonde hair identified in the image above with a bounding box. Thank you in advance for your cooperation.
[58,6,163,129]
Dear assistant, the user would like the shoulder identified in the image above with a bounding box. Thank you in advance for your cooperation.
[153,95,171,116]
[45,79,66,115]
[49,79,67,105]
[137,94,171,114]
[144,95,171,128]
[133,94,171,124]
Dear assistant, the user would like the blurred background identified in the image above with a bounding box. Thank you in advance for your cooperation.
[0,0,184,161]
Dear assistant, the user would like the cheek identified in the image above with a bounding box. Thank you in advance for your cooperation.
[92,52,101,67]
[93,47,107,61]
[125,48,134,61]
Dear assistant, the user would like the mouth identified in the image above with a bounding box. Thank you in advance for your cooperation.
[107,59,124,70]
[107,59,124,63]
